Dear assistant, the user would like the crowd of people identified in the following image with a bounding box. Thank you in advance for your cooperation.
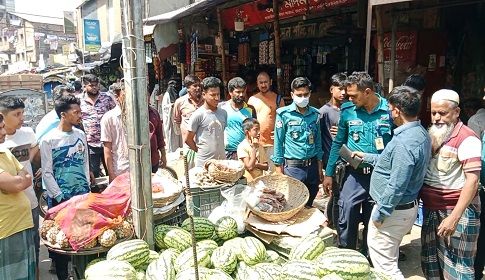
[0,74,166,280]
[1,68,484,280]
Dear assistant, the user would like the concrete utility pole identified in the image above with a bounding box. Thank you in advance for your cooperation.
[120,0,154,249]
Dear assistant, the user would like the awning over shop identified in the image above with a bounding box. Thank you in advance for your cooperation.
[144,0,227,25]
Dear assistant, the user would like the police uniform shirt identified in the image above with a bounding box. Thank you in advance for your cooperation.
[271,102,324,166]
[325,94,393,176]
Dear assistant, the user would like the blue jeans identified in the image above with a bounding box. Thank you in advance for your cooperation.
[284,160,320,207]
[337,172,373,255]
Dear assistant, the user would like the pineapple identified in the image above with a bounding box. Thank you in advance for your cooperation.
[114,221,133,239]
[82,238,98,249]
[56,230,70,248]
[98,229,117,247]
[39,220,57,240]
[46,224,61,244]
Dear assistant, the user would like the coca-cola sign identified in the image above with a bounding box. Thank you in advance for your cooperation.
[376,31,417,62]
[374,30,417,82]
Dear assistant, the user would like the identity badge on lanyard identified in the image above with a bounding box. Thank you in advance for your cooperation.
[375,122,385,151]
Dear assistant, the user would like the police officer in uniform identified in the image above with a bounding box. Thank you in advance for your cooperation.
[272,77,324,207]
[323,72,393,256]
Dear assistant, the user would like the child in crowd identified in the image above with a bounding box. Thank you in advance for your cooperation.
[237,118,268,182]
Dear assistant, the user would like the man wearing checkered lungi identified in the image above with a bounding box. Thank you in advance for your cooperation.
[420,89,481,280]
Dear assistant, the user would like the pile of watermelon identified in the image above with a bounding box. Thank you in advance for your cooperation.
[84,216,392,280]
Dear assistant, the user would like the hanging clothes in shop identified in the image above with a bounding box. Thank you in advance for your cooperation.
[161,80,183,153]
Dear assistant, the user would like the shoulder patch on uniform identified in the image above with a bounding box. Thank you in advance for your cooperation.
[341,101,355,110]
[275,119,283,128]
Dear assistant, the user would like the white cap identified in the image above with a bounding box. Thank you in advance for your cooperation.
[431,89,460,105]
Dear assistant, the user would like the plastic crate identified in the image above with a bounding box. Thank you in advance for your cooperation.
[414,201,423,227]
[154,204,188,226]
[191,187,225,218]
[190,179,247,218]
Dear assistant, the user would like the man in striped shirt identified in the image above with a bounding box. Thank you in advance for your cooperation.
[420,89,481,279]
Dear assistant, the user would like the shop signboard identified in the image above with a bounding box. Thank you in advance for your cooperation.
[83,19,101,52]
[279,19,336,40]
[222,0,357,30]
[374,30,417,81]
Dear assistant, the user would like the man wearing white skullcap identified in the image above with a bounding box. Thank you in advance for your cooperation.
[420,89,482,279]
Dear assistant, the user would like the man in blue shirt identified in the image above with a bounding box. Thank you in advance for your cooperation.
[323,72,393,257]
[272,77,323,207]
[353,86,431,278]
[219,77,257,160]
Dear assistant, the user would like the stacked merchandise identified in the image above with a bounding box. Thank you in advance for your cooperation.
[238,43,250,65]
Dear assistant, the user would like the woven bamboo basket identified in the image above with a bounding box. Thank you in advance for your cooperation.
[204,159,245,184]
[152,175,183,208]
[247,174,309,222]
[153,206,177,221]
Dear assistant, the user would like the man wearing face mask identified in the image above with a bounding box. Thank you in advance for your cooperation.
[352,86,431,278]
[272,77,323,207]
[219,77,257,160]
[323,71,393,258]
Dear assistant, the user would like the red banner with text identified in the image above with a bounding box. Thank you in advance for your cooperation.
[222,0,358,30]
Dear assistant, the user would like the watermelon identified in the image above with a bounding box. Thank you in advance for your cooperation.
[321,273,344,279]
[210,231,224,246]
[209,269,234,280]
[164,228,192,252]
[211,246,237,275]
[280,260,320,280]
[146,253,175,280]
[266,250,285,264]
[159,248,180,265]
[240,236,267,265]
[175,267,233,280]
[135,269,146,280]
[370,268,394,280]
[233,261,261,280]
[174,247,211,273]
[138,250,159,271]
[254,263,282,280]
[323,246,339,252]
[154,224,177,249]
[85,260,136,280]
[289,234,325,260]
[107,239,150,269]
[315,248,371,279]
[223,237,244,261]
[181,217,215,240]
[175,267,210,280]
[215,216,238,240]
[196,239,219,256]
[85,257,106,270]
